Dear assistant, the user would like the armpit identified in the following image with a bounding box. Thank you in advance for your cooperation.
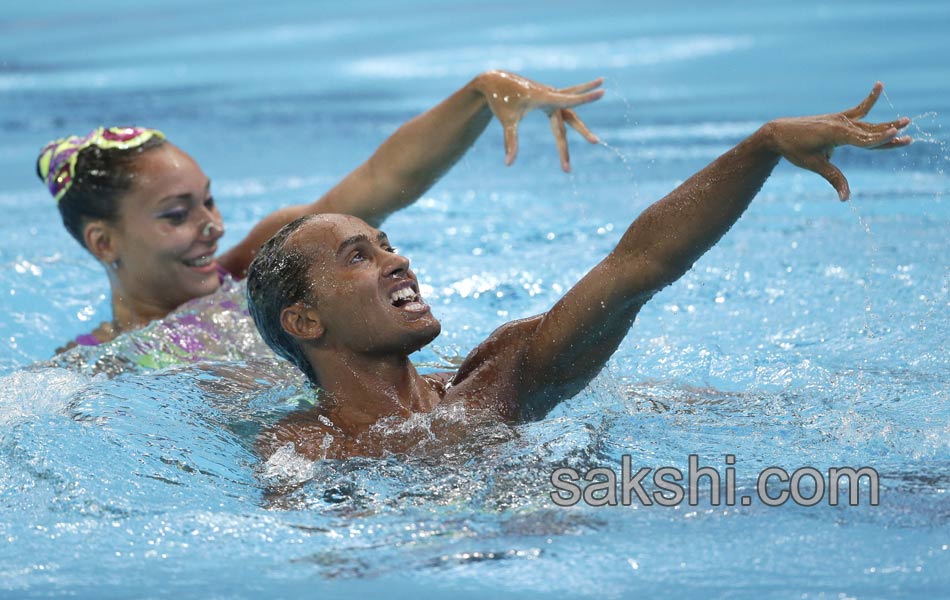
[447,314,545,419]
[452,314,543,383]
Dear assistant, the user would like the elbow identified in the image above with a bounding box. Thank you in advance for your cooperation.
[610,251,685,301]
[642,256,687,294]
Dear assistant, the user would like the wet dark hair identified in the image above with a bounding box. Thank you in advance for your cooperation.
[36,135,166,248]
[246,215,320,386]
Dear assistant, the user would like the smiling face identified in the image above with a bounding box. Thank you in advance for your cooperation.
[106,143,225,313]
[285,214,441,356]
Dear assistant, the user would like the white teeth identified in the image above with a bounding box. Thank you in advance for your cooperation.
[185,255,212,267]
[389,287,418,304]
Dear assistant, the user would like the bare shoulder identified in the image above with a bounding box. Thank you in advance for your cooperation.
[55,321,118,355]
[54,340,79,355]
[257,410,342,461]
[443,314,544,420]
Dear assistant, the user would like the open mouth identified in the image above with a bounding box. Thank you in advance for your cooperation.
[183,254,214,268]
[389,283,428,312]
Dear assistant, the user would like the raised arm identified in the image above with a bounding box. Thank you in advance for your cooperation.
[219,71,604,278]
[505,83,911,420]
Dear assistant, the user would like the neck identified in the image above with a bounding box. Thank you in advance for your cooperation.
[109,279,175,333]
[307,348,438,434]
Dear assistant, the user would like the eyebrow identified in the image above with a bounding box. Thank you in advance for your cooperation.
[157,179,212,206]
[336,231,389,256]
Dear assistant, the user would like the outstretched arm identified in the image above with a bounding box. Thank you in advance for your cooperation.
[219,71,604,278]
[502,83,910,420]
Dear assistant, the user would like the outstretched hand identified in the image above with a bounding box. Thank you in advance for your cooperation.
[765,82,912,200]
[475,70,604,172]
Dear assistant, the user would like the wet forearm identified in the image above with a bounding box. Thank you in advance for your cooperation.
[358,75,495,217]
[614,125,781,291]
[223,77,498,275]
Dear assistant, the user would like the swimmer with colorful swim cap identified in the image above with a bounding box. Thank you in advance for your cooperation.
[37,71,605,353]
[247,83,912,460]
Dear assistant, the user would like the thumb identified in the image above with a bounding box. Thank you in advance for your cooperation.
[808,157,850,201]
[504,123,520,166]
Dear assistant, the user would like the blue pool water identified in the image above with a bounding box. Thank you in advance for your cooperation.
[2,1,949,598]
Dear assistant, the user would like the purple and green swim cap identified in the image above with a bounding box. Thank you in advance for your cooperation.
[37,126,165,201]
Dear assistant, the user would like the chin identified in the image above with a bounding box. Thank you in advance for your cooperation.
[402,319,441,353]
[171,280,219,309]
[195,275,222,297]
[418,320,442,348]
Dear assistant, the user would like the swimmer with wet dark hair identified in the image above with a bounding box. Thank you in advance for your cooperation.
[247,83,912,461]
[37,71,603,353]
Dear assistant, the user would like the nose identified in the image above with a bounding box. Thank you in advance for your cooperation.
[382,250,410,278]
[196,201,224,241]
[199,220,224,241]
[198,216,225,242]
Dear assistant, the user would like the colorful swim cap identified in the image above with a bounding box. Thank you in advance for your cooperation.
[37,126,165,202]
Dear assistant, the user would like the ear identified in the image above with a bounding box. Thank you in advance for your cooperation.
[83,221,120,265]
[280,303,324,341]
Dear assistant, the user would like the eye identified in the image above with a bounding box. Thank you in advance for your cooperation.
[160,209,188,225]
[348,250,366,264]
[385,246,398,254]
[204,196,216,210]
